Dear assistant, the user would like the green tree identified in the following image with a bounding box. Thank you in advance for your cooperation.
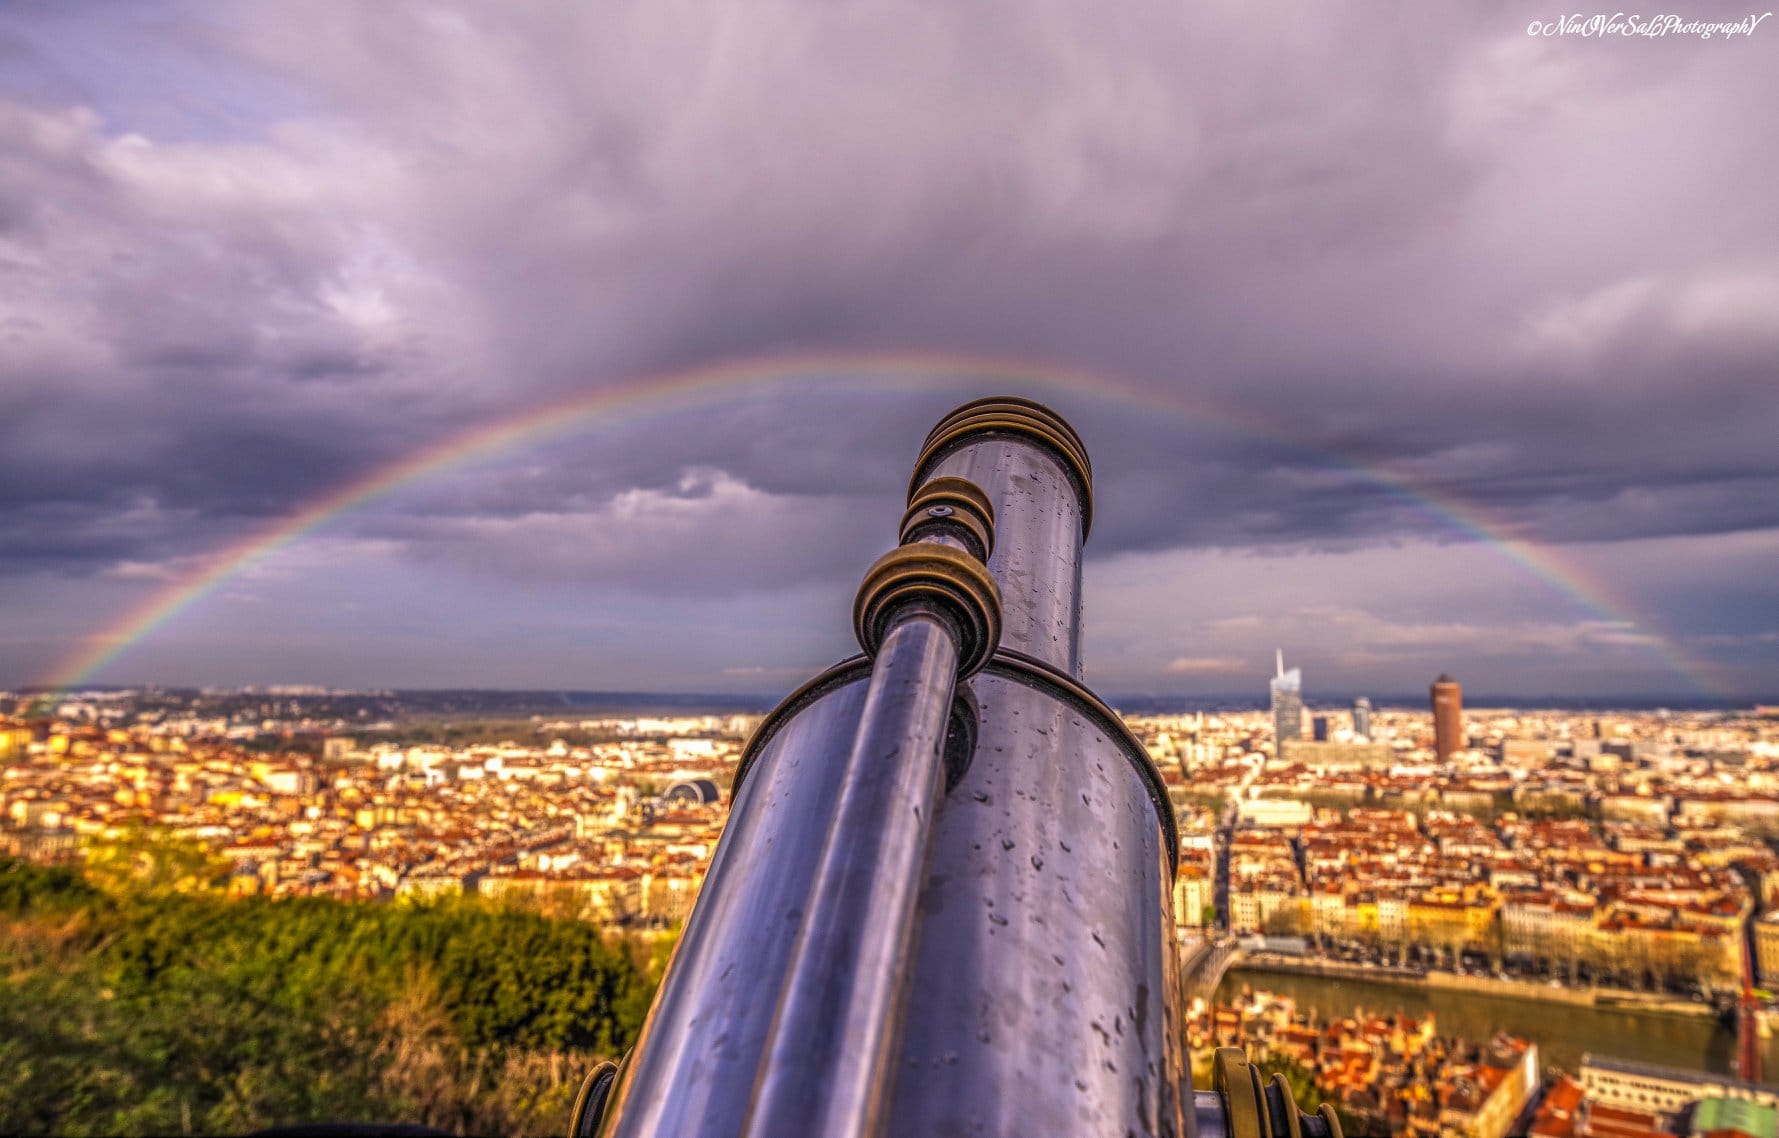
[83,830,230,897]
[0,857,660,1136]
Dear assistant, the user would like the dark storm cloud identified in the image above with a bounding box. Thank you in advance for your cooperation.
[0,0,1775,691]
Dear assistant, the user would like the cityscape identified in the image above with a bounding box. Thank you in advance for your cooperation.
[2,3,1774,1136]
[7,663,1779,1136]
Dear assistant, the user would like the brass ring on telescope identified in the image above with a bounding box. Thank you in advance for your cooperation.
[909,396,1094,537]
[1213,1049,1268,1138]
[1269,1073,1306,1138]
[898,476,996,561]
[853,543,1002,680]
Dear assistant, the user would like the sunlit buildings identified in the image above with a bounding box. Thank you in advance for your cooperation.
[1580,1054,1779,1114]
[1757,912,1779,988]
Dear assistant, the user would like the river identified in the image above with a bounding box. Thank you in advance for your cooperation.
[1216,967,1779,1078]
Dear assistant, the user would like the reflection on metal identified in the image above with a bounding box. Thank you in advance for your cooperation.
[984,645,1182,869]
[589,397,1335,1138]
[910,396,1095,536]
[735,648,1179,870]
[743,608,964,1137]
[569,1060,619,1138]
[851,543,1001,679]
[899,475,996,561]
[920,433,1089,675]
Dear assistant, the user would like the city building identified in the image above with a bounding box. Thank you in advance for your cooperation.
[1756,912,1779,989]
[1528,1074,1584,1138]
[1237,797,1312,828]
[1271,651,1303,749]
[1438,1036,1540,1138]
[1580,1055,1779,1115]
[1277,740,1394,768]
[1433,672,1464,760]
[1173,859,1213,928]
[1352,697,1372,741]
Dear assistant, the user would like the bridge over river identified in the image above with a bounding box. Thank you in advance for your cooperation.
[1178,935,1239,1002]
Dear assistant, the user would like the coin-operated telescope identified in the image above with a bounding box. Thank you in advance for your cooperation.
[573,398,1340,1138]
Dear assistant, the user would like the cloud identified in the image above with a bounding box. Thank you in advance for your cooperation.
[382,467,883,595]
[1085,530,1779,699]
[1517,270,1779,371]
[0,0,1773,692]
[1166,656,1248,675]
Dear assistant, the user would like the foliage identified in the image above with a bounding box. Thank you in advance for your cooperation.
[0,857,659,1136]
[81,829,232,898]
[0,856,105,914]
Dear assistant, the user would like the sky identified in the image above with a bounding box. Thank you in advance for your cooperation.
[0,0,1775,703]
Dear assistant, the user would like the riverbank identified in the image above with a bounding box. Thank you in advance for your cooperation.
[1217,967,1761,1076]
[1239,952,1715,1018]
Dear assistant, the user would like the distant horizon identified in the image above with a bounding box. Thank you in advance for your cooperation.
[16,682,1776,716]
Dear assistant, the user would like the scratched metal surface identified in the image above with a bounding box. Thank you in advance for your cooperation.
[599,677,872,1137]
[885,667,1185,1138]
[744,613,963,1136]
[924,438,1087,680]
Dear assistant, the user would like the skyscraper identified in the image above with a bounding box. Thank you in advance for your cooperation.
[1352,697,1372,741]
[1431,673,1463,760]
[1271,650,1303,750]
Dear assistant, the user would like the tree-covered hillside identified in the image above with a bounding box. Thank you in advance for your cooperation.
[0,857,661,1136]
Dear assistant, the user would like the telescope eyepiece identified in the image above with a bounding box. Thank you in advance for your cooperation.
[910,395,1094,536]
[852,542,1001,679]
[899,476,996,562]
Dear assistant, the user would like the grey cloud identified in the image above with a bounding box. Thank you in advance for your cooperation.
[382,468,887,596]
[0,0,1773,690]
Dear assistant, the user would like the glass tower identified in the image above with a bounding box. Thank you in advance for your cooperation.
[1270,650,1303,749]
[1352,697,1372,741]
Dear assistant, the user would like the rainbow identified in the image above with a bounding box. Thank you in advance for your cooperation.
[35,348,1731,699]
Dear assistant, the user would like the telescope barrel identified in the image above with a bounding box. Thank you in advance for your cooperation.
[742,612,961,1136]
[910,400,1093,677]
[583,398,1337,1138]
[746,492,1002,1135]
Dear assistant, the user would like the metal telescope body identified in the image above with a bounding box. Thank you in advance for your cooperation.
[583,399,1335,1138]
